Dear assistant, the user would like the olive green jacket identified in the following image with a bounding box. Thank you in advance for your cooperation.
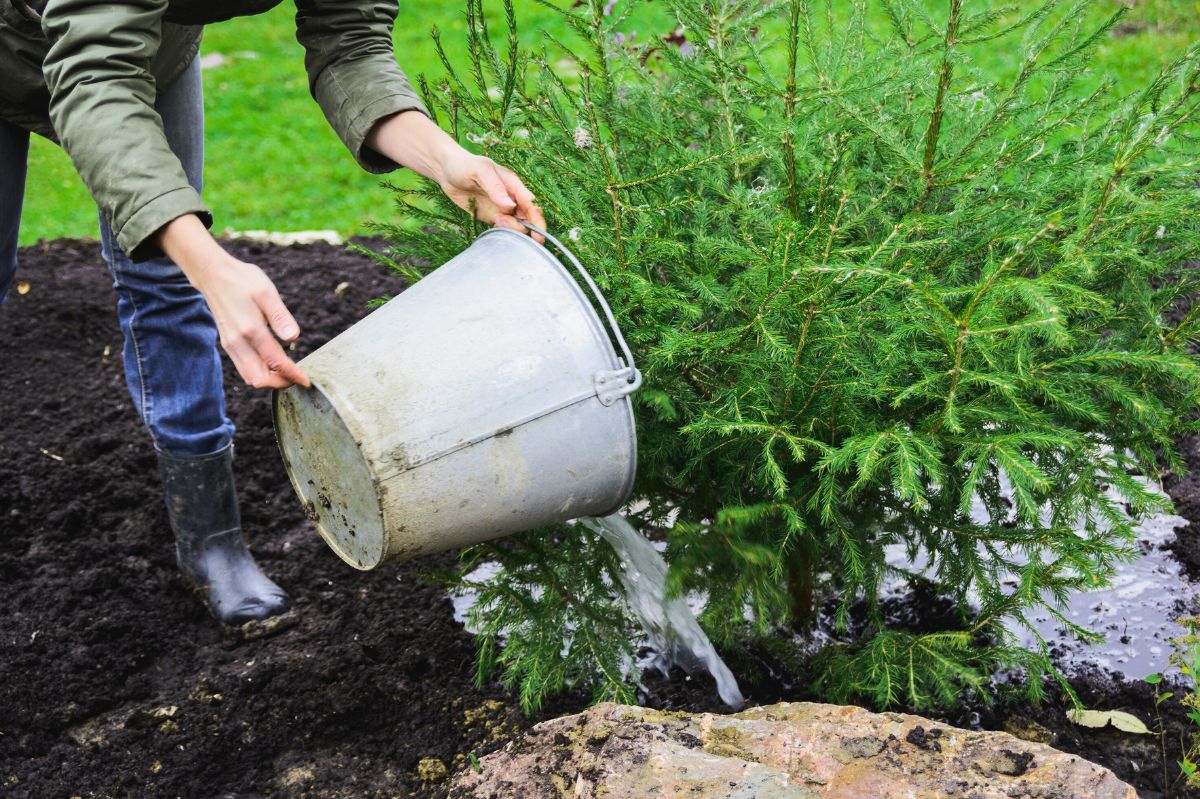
[0,0,427,260]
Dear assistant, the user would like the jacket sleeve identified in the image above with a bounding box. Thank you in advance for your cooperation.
[41,0,210,262]
[294,0,428,174]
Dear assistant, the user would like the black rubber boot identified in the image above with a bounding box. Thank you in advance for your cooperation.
[158,445,296,638]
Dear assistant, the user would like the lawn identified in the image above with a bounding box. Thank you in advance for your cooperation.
[18,0,1200,245]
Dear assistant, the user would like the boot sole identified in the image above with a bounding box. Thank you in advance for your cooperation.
[180,577,300,641]
[228,607,300,641]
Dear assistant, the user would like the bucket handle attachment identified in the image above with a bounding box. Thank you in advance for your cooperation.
[518,220,643,406]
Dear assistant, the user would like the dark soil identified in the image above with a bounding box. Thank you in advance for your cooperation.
[0,238,585,799]
[1,238,1197,798]
[1166,432,1200,580]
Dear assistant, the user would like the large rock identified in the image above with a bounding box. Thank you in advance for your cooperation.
[449,702,1136,799]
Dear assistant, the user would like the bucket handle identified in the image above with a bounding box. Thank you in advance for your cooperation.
[518,220,643,406]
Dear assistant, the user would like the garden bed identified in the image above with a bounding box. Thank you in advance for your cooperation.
[0,239,1196,798]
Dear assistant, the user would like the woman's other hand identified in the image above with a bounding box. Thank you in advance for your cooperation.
[365,110,546,241]
[158,215,310,390]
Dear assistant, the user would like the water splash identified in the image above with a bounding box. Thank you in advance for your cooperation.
[582,514,744,707]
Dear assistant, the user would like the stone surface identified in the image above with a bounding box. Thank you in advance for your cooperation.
[448,702,1138,799]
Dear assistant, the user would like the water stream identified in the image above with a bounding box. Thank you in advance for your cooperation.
[449,514,744,707]
[581,514,745,707]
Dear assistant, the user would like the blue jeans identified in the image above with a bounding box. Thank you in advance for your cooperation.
[0,58,234,456]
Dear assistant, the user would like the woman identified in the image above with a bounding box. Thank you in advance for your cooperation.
[0,0,545,636]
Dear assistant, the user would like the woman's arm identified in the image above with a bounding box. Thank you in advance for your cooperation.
[42,0,210,261]
[158,216,310,390]
[293,0,544,234]
[42,0,308,388]
[365,110,546,238]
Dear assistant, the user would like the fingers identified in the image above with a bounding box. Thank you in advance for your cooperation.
[451,155,546,241]
[474,165,518,216]
[222,336,292,390]
[248,328,311,389]
[498,167,546,243]
[492,213,527,234]
[259,284,301,342]
[249,278,310,388]
[223,331,310,390]
[216,275,311,390]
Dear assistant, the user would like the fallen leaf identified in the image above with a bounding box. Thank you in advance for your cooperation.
[1067,708,1151,734]
[16,281,30,295]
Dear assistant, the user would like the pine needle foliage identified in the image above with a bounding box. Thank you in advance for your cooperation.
[378,0,1200,713]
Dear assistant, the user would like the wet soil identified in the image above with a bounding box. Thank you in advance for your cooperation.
[1,238,1198,798]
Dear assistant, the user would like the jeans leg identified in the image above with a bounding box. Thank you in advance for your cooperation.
[99,58,235,456]
[0,120,30,305]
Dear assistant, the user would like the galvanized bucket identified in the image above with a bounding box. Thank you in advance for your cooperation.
[273,222,641,570]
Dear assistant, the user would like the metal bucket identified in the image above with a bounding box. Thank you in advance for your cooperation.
[272,222,641,570]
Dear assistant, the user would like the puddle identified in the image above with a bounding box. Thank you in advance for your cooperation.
[881,480,1195,680]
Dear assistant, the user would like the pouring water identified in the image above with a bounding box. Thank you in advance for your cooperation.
[583,514,744,708]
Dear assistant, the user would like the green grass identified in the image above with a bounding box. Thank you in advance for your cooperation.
[18,0,1200,245]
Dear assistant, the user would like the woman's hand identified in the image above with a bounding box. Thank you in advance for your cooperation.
[158,215,310,390]
[438,151,546,241]
[365,110,546,240]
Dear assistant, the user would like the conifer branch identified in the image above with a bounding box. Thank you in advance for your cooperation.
[918,0,963,205]
[783,0,802,219]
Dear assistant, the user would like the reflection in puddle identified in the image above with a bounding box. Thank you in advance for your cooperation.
[884,479,1195,680]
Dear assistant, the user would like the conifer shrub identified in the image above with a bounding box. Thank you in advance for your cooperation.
[375,0,1200,712]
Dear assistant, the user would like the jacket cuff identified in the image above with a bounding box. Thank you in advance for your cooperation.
[316,57,428,174]
[118,185,212,262]
[348,93,430,173]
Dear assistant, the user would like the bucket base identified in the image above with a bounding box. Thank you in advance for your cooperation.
[274,385,386,570]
